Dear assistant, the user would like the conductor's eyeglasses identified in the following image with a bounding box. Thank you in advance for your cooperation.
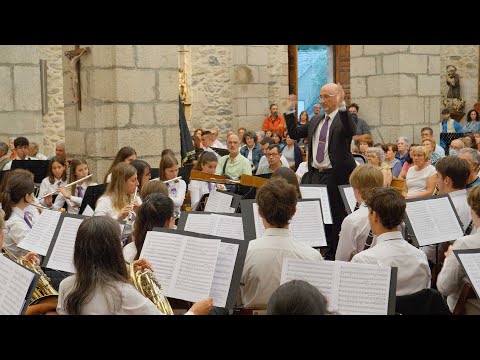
[318,95,334,100]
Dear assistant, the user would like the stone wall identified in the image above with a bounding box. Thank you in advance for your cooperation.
[350,45,441,145]
[63,45,180,183]
[440,45,479,122]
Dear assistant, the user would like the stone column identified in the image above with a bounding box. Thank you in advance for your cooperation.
[63,45,180,183]
[350,45,441,145]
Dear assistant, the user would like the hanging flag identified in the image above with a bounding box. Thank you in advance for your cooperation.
[179,95,195,166]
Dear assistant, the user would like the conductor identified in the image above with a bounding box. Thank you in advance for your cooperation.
[285,84,357,260]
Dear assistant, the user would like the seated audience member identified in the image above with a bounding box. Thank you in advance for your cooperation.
[193,128,205,148]
[38,156,68,208]
[437,185,480,314]
[421,127,445,157]
[94,163,140,220]
[52,142,67,162]
[57,216,213,315]
[395,137,410,166]
[240,131,263,174]
[200,131,221,160]
[271,131,285,151]
[264,130,273,138]
[140,180,168,199]
[0,142,10,171]
[54,159,97,214]
[405,146,436,199]
[215,134,252,180]
[358,134,373,158]
[124,193,175,263]
[210,129,225,149]
[267,280,331,315]
[104,147,137,183]
[466,133,478,150]
[192,135,203,160]
[257,137,289,170]
[240,178,323,309]
[474,132,480,146]
[336,164,384,262]
[449,139,464,156]
[384,143,402,178]
[159,155,186,216]
[28,142,48,160]
[161,149,175,158]
[458,148,480,190]
[130,160,151,198]
[351,187,431,296]
[463,109,480,134]
[238,127,246,146]
[271,167,302,199]
[366,147,392,187]
[256,145,286,175]
[282,132,303,171]
[188,151,220,210]
[256,131,265,145]
[3,137,37,171]
[422,138,440,166]
[398,143,418,179]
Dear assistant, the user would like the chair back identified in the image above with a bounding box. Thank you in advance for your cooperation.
[395,288,451,315]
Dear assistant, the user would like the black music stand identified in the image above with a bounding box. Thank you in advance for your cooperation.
[440,133,464,155]
[211,147,229,157]
[150,168,160,180]
[11,160,50,184]
[78,183,108,214]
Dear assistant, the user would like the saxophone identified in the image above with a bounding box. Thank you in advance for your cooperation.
[2,247,58,305]
[128,262,174,315]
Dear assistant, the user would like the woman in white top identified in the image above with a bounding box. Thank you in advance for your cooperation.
[57,216,212,315]
[188,151,219,211]
[103,147,137,183]
[54,159,97,214]
[405,146,437,199]
[437,185,480,314]
[123,193,175,263]
[160,155,186,216]
[94,163,140,220]
[38,156,68,208]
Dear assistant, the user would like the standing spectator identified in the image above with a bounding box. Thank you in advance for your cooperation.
[463,109,480,134]
[440,109,464,150]
[297,111,309,151]
[349,103,371,149]
[262,103,286,136]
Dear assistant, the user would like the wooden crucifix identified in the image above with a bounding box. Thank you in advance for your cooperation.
[64,45,90,111]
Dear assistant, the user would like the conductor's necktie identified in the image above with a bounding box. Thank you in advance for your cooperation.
[316,116,330,163]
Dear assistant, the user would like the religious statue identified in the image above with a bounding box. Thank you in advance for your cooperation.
[443,64,466,115]
[65,47,89,106]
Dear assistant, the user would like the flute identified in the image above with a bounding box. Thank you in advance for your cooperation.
[127,186,138,222]
[37,174,93,200]
[163,176,182,184]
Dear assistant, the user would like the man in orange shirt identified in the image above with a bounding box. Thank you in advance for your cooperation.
[263,104,285,136]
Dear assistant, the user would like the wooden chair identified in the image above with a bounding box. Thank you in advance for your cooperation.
[239,174,268,188]
[391,177,407,195]
[453,283,477,315]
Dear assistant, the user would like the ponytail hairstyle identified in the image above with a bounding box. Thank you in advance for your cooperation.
[47,156,67,184]
[193,151,218,171]
[1,172,35,220]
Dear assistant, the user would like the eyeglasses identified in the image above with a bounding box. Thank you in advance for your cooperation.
[267,153,279,157]
[318,95,334,100]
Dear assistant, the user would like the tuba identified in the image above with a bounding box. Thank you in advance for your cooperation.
[2,248,58,310]
[128,262,174,315]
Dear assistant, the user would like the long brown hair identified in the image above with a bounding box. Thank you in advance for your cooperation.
[1,172,35,220]
[104,147,137,183]
[68,159,92,195]
[193,151,218,171]
[64,216,128,315]
[159,155,178,181]
[101,163,137,212]
[47,156,67,184]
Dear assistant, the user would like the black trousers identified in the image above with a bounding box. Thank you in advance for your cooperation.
[301,170,347,260]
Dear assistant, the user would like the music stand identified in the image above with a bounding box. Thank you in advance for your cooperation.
[150,168,160,180]
[78,183,108,214]
[211,147,229,157]
[440,133,464,155]
[11,160,50,184]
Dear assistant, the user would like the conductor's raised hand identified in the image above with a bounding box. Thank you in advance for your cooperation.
[287,94,297,110]
[336,83,345,104]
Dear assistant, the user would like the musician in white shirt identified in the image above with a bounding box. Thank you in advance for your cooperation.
[38,156,68,208]
[160,155,186,216]
[57,216,213,315]
[335,164,384,261]
[188,151,220,211]
[103,147,137,183]
[3,137,37,171]
[351,187,431,296]
[437,185,480,314]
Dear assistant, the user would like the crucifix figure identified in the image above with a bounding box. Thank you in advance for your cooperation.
[64,46,90,110]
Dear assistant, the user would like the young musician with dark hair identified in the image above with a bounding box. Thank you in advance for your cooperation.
[130,159,151,198]
[240,178,322,309]
[351,187,431,296]
[53,159,97,214]
[3,137,37,171]
[94,163,140,220]
[104,147,137,183]
[38,156,68,208]
[437,185,480,314]
[159,155,186,216]
[57,216,213,315]
[123,193,175,263]
[188,151,219,211]
[335,164,384,261]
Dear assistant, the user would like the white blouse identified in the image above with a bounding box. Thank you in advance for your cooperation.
[3,207,33,258]
[167,179,187,214]
[53,181,98,214]
[38,177,68,207]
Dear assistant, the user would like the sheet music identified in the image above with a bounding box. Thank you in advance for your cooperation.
[252,201,326,247]
[82,205,94,216]
[185,214,244,241]
[281,258,391,315]
[204,189,233,213]
[406,197,464,246]
[209,242,239,307]
[185,214,216,235]
[342,186,357,213]
[140,231,221,302]
[457,252,480,298]
[45,217,84,273]
[300,186,332,224]
[17,209,61,256]
[0,256,36,315]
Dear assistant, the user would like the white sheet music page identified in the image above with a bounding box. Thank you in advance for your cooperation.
[457,252,480,298]
[252,203,266,238]
[17,209,61,256]
[212,214,244,240]
[290,201,327,247]
[406,197,464,246]
[184,213,216,235]
[0,256,36,315]
[204,189,233,213]
[281,258,391,315]
[343,186,357,213]
[45,217,84,273]
[209,242,239,307]
[168,236,220,303]
[300,186,332,224]
[82,205,94,216]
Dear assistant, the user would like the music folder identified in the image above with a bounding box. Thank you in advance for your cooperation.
[177,211,244,241]
[78,183,108,214]
[203,189,242,213]
[11,159,50,184]
[0,255,40,315]
[148,227,248,309]
[453,249,480,299]
[299,184,332,225]
[338,185,357,214]
[404,195,464,247]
